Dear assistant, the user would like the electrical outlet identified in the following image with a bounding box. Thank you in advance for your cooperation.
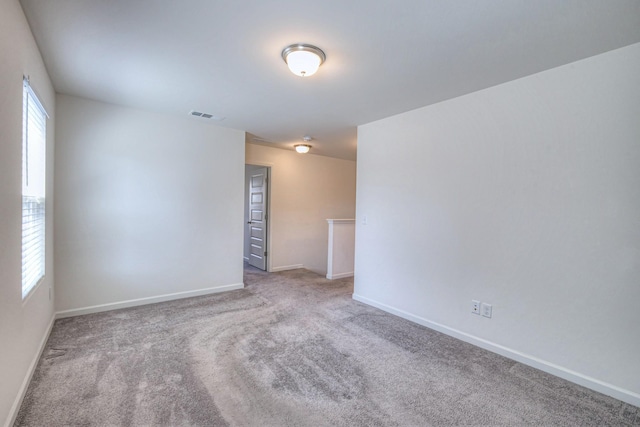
[481,303,492,318]
[472,300,480,315]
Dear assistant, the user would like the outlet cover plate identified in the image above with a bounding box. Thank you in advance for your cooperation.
[472,300,480,315]
[481,303,492,318]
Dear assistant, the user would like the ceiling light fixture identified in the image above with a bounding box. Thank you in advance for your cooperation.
[295,144,311,154]
[281,44,326,77]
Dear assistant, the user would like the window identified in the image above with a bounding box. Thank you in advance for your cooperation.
[22,77,47,299]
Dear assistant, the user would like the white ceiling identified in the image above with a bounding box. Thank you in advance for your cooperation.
[20,0,640,161]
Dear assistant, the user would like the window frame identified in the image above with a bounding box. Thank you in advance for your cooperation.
[22,76,48,300]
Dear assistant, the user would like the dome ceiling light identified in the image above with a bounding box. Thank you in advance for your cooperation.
[295,144,311,153]
[281,44,326,77]
[295,136,313,153]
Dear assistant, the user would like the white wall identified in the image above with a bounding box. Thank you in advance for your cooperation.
[246,144,356,274]
[355,43,640,405]
[0,1,56,425]
[55,95,245,314]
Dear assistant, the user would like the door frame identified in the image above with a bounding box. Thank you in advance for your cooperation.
[244,163,272,272]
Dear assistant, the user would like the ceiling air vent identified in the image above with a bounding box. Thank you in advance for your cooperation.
[189,110,225,121]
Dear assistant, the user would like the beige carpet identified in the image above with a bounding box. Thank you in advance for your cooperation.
[15,265,639,426]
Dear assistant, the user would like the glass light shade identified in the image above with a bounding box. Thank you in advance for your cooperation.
[295,144,311,154]
[286,50,321,77]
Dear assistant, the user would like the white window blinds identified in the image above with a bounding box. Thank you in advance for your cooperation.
[22,77,47,299]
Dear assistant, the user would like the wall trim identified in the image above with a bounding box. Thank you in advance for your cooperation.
[6,314,55,427]
[55,283,245,319]
[270,264,304,272]
[326,271,354,280]
[352,293,640,408]
[326,219,356,224]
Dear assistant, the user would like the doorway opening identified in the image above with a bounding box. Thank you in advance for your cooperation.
[244,164,270,271]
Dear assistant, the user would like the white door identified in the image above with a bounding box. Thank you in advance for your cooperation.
[247,167,268,270]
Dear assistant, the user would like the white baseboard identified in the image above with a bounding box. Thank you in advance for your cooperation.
[56,283,245,319]
[270,264,304,272]
[352,293,640,408]
[6,314,55,427]
[326,271,354,280]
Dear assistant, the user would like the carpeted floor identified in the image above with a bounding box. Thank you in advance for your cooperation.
[15,265,639,426]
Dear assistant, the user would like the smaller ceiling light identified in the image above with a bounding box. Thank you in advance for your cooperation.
[282,44,326,77]
[295,144,311,154]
